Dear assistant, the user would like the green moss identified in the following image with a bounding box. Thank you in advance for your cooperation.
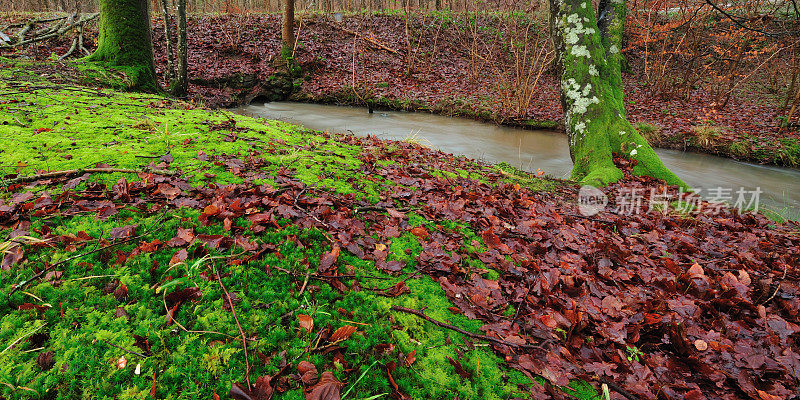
[0,61,601,399]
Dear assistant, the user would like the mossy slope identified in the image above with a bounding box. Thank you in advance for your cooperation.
[0,60,598,400]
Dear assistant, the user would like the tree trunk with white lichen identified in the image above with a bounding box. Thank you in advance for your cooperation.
[549,0,684,186]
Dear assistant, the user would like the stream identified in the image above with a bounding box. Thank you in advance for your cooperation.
[234,102,800,220]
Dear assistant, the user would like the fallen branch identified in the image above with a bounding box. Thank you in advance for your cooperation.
[390,305,542,350]
[335,26,399,54]
[0,13,98,49]
[2,167,176,186]
[214,264,252,390]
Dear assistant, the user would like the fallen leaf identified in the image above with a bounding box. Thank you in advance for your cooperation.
[298,314,314,333]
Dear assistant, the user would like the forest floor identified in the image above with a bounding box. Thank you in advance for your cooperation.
[2,58,800,400]
[3,13,798,168]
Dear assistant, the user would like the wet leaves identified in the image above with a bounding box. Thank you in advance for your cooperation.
[2,121,799,399]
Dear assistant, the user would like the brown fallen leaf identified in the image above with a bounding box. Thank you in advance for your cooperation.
[328,325,357,343]
[305,371,342,400]
[319,244,340,272]
[404,350,417,367]
[298,314,314,333]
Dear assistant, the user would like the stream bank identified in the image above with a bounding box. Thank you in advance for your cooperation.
[3,13,799,168]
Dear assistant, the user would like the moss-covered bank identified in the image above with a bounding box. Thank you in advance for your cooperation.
[0,59,602,399]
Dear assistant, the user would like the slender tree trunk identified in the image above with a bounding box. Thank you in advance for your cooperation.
[548,0,683,186]
[84,0,157,91]
[172,0,188,97]
[160,0,175,84]
[282,0,295,49]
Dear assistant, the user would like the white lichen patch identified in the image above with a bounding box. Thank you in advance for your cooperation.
[562,78,600,116]
[630,149,638,156]
[562,13,596,52]
[589,65,598,76]
[609,44,619,54]
[571,45,590,58]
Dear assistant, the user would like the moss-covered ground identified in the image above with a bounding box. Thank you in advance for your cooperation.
[0,59,600,399]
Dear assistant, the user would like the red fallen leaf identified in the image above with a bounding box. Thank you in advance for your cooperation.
[18,303,50,313]
[298,314,314,332]
[136,239,162,254]
[328,325,357,343]
[318,244,340,272]
[1,245,24,270]
[305,371,341,400]
[410,226,428,238]
[113,284,128,301]
[687,263,705,280]
[150,371,157,398]
[169,249,188,267]
[196,234,230,250]
[382,281,410,297]
[298,361,319,386]
[644,313,662,325]
[229,375,274,400]
[540,314,558,329]
[447,356,472,382]
[387,208,406,219]
[165,287,202,306]
[157,183,181,200]
[167,227,195,247]
[584,361,619,379]
[201,204,220,220]
[34,128,53,134]
[481,230,511,254]
[405,350,417,367]
[107,224,137,240]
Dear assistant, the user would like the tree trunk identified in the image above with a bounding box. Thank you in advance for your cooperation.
[548,0,684,186]
[282,0,295,49]
[160,0,175,84]
[84,0,157,91]
[172,0,188,97]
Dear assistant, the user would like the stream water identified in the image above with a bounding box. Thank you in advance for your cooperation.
[234,102,800,220]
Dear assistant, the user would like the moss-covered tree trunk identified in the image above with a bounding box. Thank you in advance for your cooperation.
[548,0,684,186]
[84,0,157,92]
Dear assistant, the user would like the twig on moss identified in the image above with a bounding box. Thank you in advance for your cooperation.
[390,305,542,350]
[99,338,148,359]
[1,322,47,355]
[1,167,176,186]
[9,212,169,296]
[213,263,252,390]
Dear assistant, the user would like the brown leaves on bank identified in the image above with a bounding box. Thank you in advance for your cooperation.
[3,131,800,399]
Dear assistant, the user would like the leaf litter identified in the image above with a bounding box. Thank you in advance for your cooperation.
[1,124,799,399]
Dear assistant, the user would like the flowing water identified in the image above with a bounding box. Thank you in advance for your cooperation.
[234,102,800,220]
